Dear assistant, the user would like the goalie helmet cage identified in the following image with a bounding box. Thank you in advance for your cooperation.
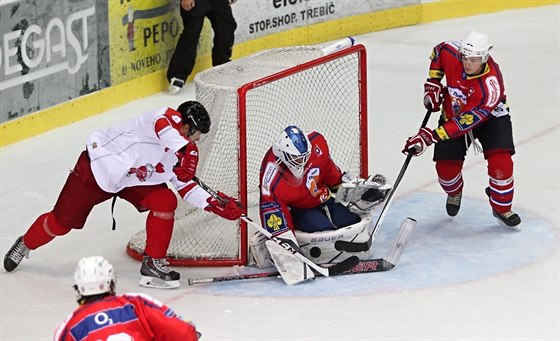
[126,44,368,266]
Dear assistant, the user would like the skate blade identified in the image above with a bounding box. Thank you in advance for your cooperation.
[496,218,522,231]
[139,275,180,289]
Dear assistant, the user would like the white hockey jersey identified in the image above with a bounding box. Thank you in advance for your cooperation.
[85,107,211,209]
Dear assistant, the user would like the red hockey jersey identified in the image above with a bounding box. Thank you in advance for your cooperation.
[53,293,199,341]
[259,131,343,236]
[428,40,509,140]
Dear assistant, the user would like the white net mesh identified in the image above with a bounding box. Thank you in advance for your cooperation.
[127,44,367,266]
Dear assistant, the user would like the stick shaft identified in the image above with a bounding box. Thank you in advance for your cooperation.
[370,108,432,239]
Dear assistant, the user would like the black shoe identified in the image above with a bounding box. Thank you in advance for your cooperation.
[446,192,462,217]
[485,187,521,227]
[140,256,180,281]
[4,236,30,272]
[168,78,184,95]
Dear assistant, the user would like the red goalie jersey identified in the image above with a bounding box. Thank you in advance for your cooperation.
[428,40,509,140]
[53,293,199,341]
[259,131,343,236]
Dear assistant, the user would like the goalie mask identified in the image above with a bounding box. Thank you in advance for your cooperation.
[177,101,210,135]
[460,30,492,63]
[74,256,115,296]
[272,126,311,179]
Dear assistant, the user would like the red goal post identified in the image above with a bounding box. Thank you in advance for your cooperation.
[127,43,368,266]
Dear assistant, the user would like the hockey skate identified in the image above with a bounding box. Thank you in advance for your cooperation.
[139,256,180,289]
[4,236,30,272]
[446,192,462,217]
[168,78,184,95]
[485,187,521,229]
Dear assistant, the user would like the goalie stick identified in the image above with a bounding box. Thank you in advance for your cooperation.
[187,217,417,285]
[191,177,359,278]
[334,108,432,253]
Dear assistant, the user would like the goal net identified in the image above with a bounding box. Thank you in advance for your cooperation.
[127,43,368,266]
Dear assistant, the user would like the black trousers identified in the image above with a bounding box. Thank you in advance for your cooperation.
[167,0,237,81]
[433,115,516,161]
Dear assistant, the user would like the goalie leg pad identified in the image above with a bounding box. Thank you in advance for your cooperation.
[249,232,274,269]
[265,240,315,285]
[295,216,374,264]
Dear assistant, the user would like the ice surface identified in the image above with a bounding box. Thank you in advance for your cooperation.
[1,5,558,340]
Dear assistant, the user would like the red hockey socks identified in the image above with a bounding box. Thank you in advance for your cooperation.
[142,189,177,259]
[23,212,71,250]
[487,152,514,213]
[435,160,464,195]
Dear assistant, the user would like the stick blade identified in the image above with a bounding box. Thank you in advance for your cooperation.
[327,256,360,275]
[384,217,417,266]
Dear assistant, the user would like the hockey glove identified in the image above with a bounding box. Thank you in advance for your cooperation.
[423,79,443,112]
[204,192,242,220]
[173,142,198,182]
[403,127,439,156]
[335,174,392,212]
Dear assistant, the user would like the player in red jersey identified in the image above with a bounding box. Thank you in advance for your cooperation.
[403,31,521,228]
[4,101,241,288]
[252,126,390,268]
[53,256,200,340]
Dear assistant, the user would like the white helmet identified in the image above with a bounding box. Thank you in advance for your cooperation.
[272,126,311,179]
[460,30,493,63]
[74,256,115,296]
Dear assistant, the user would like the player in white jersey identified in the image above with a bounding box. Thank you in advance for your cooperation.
[4,101,242,289]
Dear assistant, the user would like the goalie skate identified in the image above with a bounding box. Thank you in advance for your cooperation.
[139,256,180,289]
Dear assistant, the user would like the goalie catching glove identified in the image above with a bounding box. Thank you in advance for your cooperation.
[204,192,242,220]
[334,173,392,212]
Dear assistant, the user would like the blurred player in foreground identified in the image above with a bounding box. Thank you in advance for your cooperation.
[54,256,200,340]
[403,30,521,228]
[4,101,242,289]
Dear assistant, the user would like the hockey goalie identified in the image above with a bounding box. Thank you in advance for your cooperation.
[252,126,392,284]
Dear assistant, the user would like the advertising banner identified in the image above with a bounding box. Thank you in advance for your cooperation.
[231,0,418,43]
[0,0,418,125]
[0,0,109,123]
[108,0,181,85]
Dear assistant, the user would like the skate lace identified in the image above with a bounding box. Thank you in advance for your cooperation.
[9,241,29,263]
[152,258,172,274]
[499,210,516,219]
[447,193,461,206]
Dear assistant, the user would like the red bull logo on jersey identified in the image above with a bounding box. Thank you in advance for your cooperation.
[127,163,165,182]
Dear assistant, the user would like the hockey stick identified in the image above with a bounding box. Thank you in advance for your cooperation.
[192,176,227,206]
[187,217,417,285]
[188,269,280,285]
[335,108,432,253]
[241,215,359,277]
[191,176,359,278]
